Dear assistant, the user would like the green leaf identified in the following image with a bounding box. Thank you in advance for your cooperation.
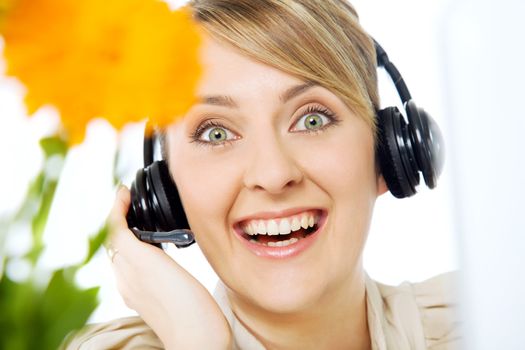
[31,178,57,239]
[0,262,100,350]
[112,148,121,186]
[12,136,67,225]
[0,133,112,349]
[0,219,9,260]
[0,274,43,350]
[0,132,110,349]
[83,224,108,265]
[39,136,68,159]
[13,171,45,222]
[36,268,99,350]
[26,178,58,265]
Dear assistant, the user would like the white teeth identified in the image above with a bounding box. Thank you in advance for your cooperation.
[241,211,320,236]
[301,214,309,229]
[308,215,314,228]
[279,219,291,235]
[242,223,250,235]
[243,223,258,235]
[291,217,301,231]
[266,237,299,247]
[256,221,266,234]
[267,220,279,235]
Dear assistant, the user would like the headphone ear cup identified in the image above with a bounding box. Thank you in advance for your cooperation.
[405,100,444,189]
[128,168,156,231]
[147,160,189,231]
[376,107,419,198]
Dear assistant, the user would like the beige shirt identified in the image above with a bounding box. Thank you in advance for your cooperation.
[62,272,461,349]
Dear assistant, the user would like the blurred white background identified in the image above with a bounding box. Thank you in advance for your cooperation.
[3,0,523,348]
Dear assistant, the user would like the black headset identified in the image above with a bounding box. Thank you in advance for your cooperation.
[126,39,445,248]
[374,40,444,198]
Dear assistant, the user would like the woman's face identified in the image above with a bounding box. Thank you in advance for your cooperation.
[166,37,387,313]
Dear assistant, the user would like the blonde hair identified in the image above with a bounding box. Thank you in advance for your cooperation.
[189,0,379,134]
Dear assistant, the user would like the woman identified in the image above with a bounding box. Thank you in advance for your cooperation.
[63,0,459,348]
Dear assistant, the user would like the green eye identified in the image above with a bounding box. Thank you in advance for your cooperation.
[207,127,228,142]
[304,114,324,130]
[291,106,337,133]
[193,121,237,146]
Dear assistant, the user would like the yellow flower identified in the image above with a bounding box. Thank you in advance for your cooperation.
[1,0,202,144]
[0,0,16,30]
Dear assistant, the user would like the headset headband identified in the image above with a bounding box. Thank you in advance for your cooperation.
[374,39,412,104]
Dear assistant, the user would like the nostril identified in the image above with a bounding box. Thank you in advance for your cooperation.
[247,172,304,194]
[242,146,304,194]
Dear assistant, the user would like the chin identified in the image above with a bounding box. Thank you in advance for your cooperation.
[255,293,321,315]
[237,267,329,315]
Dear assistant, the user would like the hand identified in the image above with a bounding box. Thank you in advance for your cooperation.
[106,186,232,349]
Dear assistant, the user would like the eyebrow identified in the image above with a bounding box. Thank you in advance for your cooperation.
[197,81,318,109]
[279,81,317,103]
[199,95,238,108]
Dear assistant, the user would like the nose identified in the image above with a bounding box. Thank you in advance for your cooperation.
[243,135,304,194]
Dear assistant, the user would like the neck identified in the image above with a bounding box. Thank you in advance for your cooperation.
[228,269,371,350]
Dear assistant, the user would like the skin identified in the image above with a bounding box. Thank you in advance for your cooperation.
[109,36,388,349]
[109,188,232,349]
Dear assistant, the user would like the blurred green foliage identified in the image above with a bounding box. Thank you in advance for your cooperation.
[0,135,108,350]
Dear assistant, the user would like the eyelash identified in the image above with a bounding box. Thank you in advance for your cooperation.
[189,120,237,148]
[293,105,340,134]
[189,104,340,147]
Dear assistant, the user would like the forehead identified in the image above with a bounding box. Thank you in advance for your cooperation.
[197,37,305,102]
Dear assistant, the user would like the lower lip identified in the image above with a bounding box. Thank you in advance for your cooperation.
[233,213,327,259]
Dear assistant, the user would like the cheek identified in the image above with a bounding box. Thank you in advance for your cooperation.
[297,129,377,202]
[168,147,241,244]
[166,123,237,229]
[297,127,377,262]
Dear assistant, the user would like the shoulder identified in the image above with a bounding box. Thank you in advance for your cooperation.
[375,271,462,350]
[60,316,164,350]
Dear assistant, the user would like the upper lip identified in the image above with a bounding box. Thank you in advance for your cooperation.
[233,207,325,226]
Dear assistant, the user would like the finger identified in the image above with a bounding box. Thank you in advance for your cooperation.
[108,185,131,229]
[106,185,140,253]
[107,185,162,257]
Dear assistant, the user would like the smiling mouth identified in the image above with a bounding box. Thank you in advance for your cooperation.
[235,209,323,247]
